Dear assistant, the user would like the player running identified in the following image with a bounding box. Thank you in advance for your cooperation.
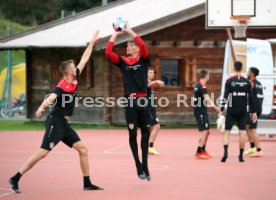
[193,69,220,159]
[245,67,264,157]
[220,61,257,162]
[105,23,151,180]
[9,31,103,193]
[147,67,164,155]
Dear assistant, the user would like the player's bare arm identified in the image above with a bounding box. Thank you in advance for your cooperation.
[148,80,165,88]
[35,93,57,118]
[76,30,100,75]
[203,94,220,113]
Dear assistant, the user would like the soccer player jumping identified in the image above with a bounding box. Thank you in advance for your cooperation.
[105,23,151,180]
[9,31,103,193]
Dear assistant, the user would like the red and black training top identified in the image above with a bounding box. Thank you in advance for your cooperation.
[51,68,80,116]
[193,81,208,115]
[105,35,150,96]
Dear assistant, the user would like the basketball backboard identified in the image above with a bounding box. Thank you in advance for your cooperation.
[206,0,276,28]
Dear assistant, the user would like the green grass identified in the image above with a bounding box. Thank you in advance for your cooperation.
[0,17,30,72]
[0,120,216,131]
[0,18,29,38]
[0,120,125,131]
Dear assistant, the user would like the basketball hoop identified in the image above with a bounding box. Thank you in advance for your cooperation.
[230,16,250,38]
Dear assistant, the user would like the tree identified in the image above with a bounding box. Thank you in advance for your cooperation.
[0,0,62,26]
[0,0,118,26]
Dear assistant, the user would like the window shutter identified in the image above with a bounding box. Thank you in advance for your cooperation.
[184,58,197,88]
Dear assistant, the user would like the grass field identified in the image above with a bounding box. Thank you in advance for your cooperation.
[0,120,213,131]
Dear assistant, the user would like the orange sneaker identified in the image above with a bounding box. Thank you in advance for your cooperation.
[202,150,212,159]
[249,151,264,157]
[194,152,208,160]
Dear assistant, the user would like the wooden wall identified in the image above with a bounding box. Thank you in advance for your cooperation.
[27,48,108,124]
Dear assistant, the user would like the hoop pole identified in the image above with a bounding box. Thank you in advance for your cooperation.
[226,28,237,62]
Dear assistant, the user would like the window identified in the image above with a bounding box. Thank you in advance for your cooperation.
[150,57,197,89]
[160,59,180,86]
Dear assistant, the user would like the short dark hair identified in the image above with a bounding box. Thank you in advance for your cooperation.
[249,67,259,77]
[59,59,74,74]
[234,61,243,72]
[199,69,208,79]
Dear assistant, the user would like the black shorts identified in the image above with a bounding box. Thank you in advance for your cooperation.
[124,97,150,130]
[194,112,209,131]
[149,107,159,126]
[225,113,247,131]
[247,113,259,129]
[41,114,81,151]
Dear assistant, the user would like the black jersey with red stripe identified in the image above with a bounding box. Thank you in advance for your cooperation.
[249,79,263,115]
[51,68,79,116]
[116,56,149,96]
[105,35,149,96]
[221,75,255,115]
[193,81,208,115]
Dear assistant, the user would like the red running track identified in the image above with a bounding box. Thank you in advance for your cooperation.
[0,129,276,200]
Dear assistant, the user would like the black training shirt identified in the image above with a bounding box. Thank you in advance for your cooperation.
[221,75,255,115]
[249,79,263,115]
[193,81,208,115]
[51,68,80,116]
[115,56,150,96]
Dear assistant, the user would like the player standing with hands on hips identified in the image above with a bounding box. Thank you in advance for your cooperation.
[105,20,151,181]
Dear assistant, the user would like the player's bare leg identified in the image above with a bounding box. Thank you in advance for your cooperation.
[221,130,230,162]
[202,130,212,158]
[9,149,49,193]
[73,141,103,190]
[149,124,160,155]
[239,130,246,162]
[195,130,209,159]
[245,126,257,155]
[249,129,263,157]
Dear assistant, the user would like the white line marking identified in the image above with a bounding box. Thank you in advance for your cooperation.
[104,143,128,154]
[0,188,14,198]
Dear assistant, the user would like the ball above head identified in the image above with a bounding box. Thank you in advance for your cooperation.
[112,17,127,32]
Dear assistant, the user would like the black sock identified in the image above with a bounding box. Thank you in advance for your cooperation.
[141,127,150,176]
[202,145,206,151]
[196,146,203,153]
[84,176,91,187]
[239,149,244,156]
[221,145,228,162]
[239,149,245,162]
[257,148,262,152]
[128,131,141,168]
[11,172,22,182]
[250,142,255,148]
[224,145,228,153]
[149,142,154,148]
